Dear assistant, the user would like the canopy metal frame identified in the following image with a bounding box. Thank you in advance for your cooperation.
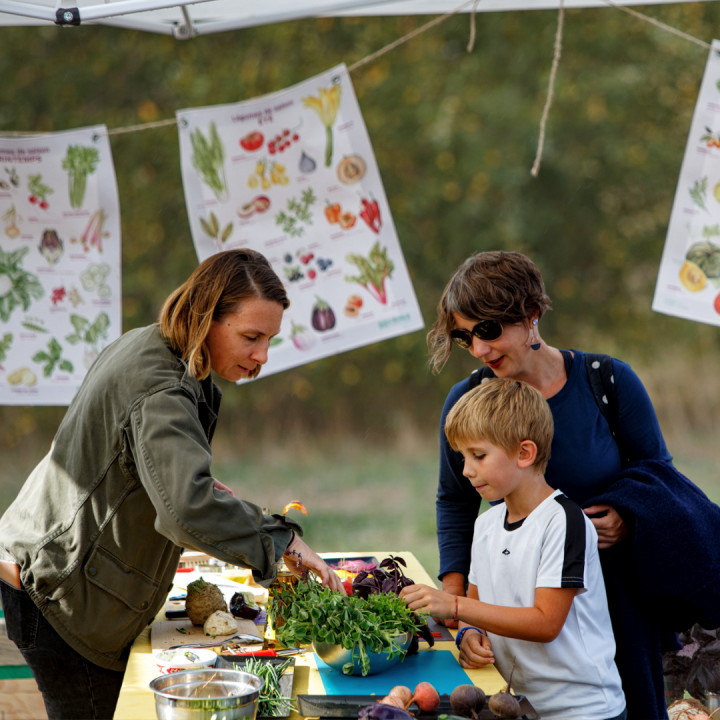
[0,0,713,38]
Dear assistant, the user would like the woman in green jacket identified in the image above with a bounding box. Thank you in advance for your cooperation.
[0,248,343,720]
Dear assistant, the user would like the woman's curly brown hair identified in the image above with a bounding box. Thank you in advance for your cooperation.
[427,251,551,374]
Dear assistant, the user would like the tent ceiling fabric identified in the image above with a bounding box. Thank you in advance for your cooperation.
[0,0,712,37]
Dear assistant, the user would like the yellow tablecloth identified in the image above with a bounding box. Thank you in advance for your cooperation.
[113,551,505,720]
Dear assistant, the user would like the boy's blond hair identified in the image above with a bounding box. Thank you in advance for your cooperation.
[445,378,554,472]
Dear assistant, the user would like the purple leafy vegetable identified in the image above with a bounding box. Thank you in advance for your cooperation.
[359,704,414,720]
[351,555,434,655]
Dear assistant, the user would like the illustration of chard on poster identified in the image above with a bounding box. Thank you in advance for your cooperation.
[653,40,720,326]
[0,125,121,405]
[177,64,424,379]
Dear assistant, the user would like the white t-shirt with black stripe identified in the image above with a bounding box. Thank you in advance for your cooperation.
[468,489,625,720]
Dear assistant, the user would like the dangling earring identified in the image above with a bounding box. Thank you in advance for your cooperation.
[531,319,541,351]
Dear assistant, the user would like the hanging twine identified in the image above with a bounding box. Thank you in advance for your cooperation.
[0,0,711,140]
[467,0,480,53]
[346,0,476,73]
[531,0,564,178]
[600,0,711,50]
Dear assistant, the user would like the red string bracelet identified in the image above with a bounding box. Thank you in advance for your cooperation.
[454,595,459,621]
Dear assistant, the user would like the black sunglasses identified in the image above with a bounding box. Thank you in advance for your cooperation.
[450,319,503,348]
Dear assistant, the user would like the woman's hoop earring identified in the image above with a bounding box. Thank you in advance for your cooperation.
[531,319,541,351]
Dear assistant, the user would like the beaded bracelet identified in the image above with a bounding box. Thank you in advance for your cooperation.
[454,595,459,621]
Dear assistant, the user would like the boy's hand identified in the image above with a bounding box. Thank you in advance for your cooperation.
[458,629,494,669]
[437,573,466,628]
[400,584,456,619]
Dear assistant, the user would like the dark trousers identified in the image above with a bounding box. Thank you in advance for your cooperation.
[0,578,125,720]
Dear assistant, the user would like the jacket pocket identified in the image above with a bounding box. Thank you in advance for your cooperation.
[84,545,159,613]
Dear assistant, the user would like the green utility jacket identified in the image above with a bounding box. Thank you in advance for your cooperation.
[0,325,300,671]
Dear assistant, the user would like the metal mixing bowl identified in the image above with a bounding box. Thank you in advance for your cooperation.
[313,631,413,676]
[149,668,263,720]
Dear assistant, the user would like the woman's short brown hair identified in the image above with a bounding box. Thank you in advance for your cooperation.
[444,377,554,473]
[159,249,289,380]
[427,251,552,374]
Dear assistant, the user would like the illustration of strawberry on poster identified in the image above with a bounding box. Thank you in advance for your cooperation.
[0,125,121,405]
[177,63,424,379]
[653,40,720,325]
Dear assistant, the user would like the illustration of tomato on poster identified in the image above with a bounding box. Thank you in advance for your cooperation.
[0,125,121,405]
[177,64,424,378]
[653,40,720,325]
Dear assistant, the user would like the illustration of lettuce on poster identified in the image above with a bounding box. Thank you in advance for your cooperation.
[653,41,720,326]
[177,64,424,379]
[0,125,121,405]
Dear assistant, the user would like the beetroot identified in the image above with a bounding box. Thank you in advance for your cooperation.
[488,660,521,719]
[387,686,413,710]
[450,684,487,719]
[379,696,407,710]
[487,693,521,719]
[413,682,440,713]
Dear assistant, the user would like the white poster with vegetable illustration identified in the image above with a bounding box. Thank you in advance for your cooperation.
[654,41,720,325]
[177,64,423,378]
[0,125,121,404]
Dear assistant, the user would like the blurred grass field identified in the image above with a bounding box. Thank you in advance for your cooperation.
[0,427,718,585]
[211,434,720,583]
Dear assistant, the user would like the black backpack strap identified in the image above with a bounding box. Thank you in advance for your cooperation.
[584,352,628,464]
[468,366,496,391]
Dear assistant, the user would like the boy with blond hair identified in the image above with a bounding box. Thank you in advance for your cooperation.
[401,378,626,720]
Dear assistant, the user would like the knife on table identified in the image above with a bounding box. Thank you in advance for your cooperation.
[168,633,263,650]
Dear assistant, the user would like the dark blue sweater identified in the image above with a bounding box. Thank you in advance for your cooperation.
[436,349,672,580]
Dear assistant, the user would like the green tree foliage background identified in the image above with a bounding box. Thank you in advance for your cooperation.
[1,3,720,453]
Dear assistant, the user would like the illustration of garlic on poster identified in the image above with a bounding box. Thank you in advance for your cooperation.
[653,40,720,325]
[0,125,121,405]
[177,63,424,379]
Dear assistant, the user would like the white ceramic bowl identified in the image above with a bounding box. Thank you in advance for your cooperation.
[154,648,217,675]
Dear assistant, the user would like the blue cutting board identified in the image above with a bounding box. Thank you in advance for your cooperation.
[316,650,472,695]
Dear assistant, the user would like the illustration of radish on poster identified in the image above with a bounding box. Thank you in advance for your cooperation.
[177,63,424,379]
[653,40,720,325]
[0,125,121,405]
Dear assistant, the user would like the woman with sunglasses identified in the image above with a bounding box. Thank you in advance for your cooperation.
[429,251,673,719]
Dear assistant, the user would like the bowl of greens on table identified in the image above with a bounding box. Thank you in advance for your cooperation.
[269,555,433,677]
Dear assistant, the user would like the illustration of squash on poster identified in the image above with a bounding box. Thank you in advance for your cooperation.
[653,40,720,325]
[0,125,121,405]
[177,63,424,378]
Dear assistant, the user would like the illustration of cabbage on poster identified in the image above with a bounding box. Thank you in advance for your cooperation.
[0,125,121,405]
[653,41,720,325]
[177,63,424,378]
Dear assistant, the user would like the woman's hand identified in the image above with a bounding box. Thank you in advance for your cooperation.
[583,504,628,549]
[458,629,494,669]
[400,584,456,619]
[283,535,346,595]
[213,479,236,497]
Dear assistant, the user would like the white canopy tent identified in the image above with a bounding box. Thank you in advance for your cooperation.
[0,0,714,38]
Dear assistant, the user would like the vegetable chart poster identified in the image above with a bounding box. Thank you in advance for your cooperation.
[0,126,121,405]
[653,40,720,325]
[177,64,424,378]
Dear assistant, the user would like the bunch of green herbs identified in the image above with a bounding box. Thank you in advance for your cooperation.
[236,657,295,717]
[269,579,419,676]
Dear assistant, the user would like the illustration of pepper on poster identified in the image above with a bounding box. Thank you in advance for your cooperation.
[177,64,424,379]
[0,125,121,405]
[653,40,720,325]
